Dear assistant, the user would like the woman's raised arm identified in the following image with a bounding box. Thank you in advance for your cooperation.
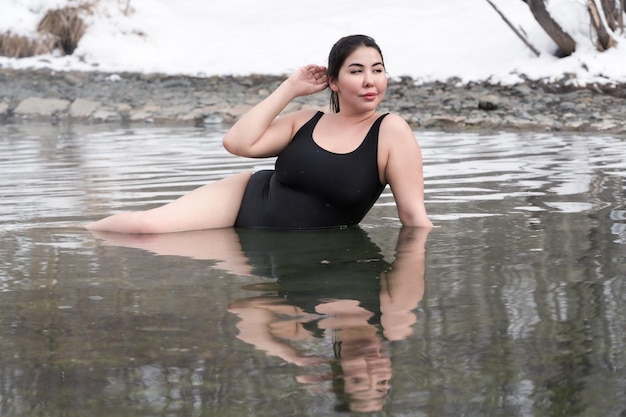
[222,64,328,158]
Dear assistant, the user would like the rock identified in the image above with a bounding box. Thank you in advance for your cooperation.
[512,84,533,96]
[129,109,154,122]
[464,114,490,127]
[592,120,619,131]
[422,115,466,129]
[478,94,499,111]
[559,101,579,112]
[92,108,120,123]
[160,104,194,117]
[501,116,537,130]
[0,102,8,117]
[14,97,70,116]
[63,73,84,87]
[70,98,101,118]
[564,120,590,131]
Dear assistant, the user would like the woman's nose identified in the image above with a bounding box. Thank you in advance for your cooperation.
[363,72,373,86]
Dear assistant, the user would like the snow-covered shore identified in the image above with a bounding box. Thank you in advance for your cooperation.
[2,0,626,86]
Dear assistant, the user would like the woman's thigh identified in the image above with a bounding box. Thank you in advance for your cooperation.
[142,171,253,232]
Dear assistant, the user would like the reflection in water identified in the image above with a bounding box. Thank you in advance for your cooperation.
[90,227,254,275]
[92,226,429,413]
[232,227,427,413]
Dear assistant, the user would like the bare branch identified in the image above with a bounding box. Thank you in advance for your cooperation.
[599,0,620,31]
[527,0,577,56]
[485,0,541,56]
[588,0,618,50]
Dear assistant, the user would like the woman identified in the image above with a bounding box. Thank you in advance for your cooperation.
[86,35,432,232]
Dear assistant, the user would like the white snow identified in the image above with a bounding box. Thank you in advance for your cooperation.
[1,0,626,85]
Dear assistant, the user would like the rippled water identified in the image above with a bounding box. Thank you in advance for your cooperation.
[0,123,625,417]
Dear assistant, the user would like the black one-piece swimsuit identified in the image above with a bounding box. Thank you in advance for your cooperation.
[234,111,388,229]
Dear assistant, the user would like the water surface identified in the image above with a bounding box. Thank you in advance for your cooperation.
[0,123,624,416]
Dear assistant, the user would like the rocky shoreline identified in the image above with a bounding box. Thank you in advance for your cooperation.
[1,67,625,134]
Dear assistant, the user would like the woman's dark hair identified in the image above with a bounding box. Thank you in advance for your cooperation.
[327,35,384,113]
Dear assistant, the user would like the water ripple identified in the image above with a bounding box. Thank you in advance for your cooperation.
[421,131,626,219]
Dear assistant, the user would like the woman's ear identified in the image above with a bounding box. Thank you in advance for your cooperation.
[328,77,338,92]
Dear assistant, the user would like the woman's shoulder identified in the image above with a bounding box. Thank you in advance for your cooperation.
[377,113,421,159]
[279,108,324,131]
[379,113,414,140]
[283,108,323,123]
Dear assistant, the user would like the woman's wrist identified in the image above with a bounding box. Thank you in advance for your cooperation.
[278,79,306,100]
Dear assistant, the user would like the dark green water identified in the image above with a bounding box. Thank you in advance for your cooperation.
[0,123,624,416]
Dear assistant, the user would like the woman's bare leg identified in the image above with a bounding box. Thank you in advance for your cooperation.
[86,171,252,233]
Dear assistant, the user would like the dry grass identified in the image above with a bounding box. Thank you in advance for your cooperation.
[0,32,56,58]
[0,5,91,58]
[38,6,88,55]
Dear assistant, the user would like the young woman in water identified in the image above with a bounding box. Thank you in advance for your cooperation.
[86,34,432,232]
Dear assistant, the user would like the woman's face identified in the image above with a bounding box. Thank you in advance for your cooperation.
[330,46,387,113]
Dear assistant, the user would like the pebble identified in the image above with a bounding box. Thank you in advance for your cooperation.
[1,67,625,134]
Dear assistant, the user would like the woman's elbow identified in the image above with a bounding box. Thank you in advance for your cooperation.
[222,135,236,154]
[222,135,246,156]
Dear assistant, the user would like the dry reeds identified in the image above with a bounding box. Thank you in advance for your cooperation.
[38,6,87,55]
[0,32,55,58]
[0,5,90,58]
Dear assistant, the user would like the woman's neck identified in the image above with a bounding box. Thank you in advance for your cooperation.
[334,109,378,125]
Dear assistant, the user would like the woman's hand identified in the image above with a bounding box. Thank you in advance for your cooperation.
[285,64,329,97]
